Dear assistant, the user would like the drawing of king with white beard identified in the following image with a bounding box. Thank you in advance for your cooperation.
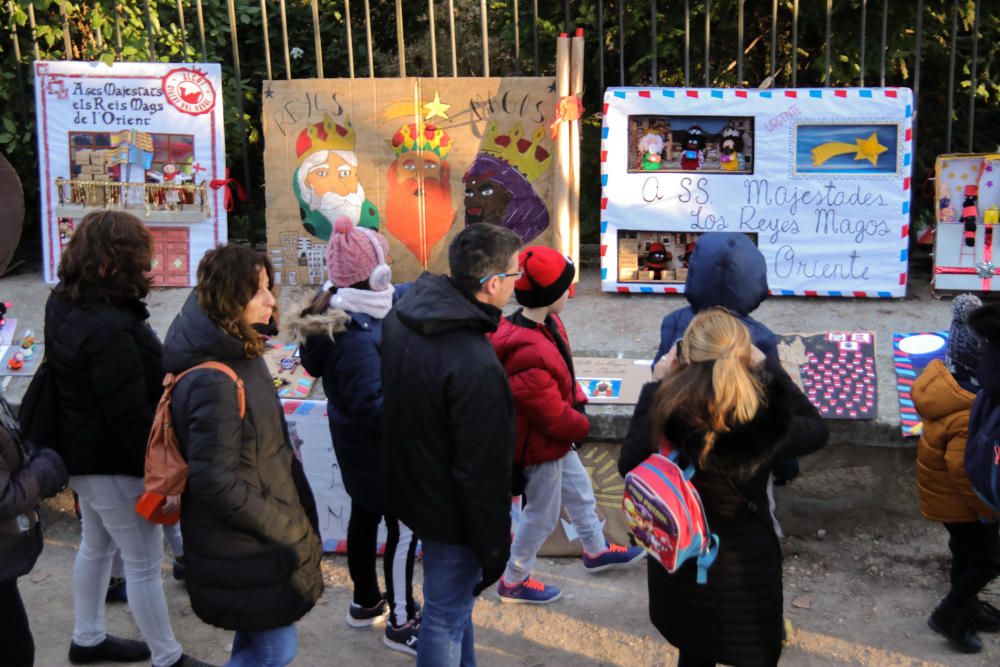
[293,114,380,240]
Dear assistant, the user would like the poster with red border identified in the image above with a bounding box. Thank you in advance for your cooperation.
[34,61,227,286]
[599,87,914,298]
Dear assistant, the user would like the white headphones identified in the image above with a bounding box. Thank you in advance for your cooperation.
[357,227,392,292]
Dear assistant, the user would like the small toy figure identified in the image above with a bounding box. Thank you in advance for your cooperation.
[21,329,34,349]
[149,163,190,209]
[939,197,955,223]
[7,351,24,370]
[985,206,999,225]
[680,125,705,171]
[646,242,671,280]
[0,301,7,329]
[961,185,978,247]
[681,241,696,268]
[637,132,666,170]
[719,126,744,172]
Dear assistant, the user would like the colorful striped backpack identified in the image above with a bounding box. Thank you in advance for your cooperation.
[622,439,719,583]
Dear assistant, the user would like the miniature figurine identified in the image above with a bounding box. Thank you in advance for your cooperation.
[149,163,190,210]
[645,242,671,280]
[637,132,666,170]
[985,206,999,225]
[7,351,24,371]
[939,197,956,223]
[679,125,706,171]
[719,126,744,172]
[962,185,978,247]
[21,329,34,349]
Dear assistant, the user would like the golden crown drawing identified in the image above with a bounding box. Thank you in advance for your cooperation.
[296,115,356,166]
[479,120,552,183]
[389,121,452,160]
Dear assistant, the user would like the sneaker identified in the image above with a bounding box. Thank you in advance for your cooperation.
[172,557,186,581]
[105,577,127,603]
[166,656,219,667]
[346,595,389,628]
[497,577,562,604]
[68,635,150,664]
[383,619,419,656]
[582,543,646,572]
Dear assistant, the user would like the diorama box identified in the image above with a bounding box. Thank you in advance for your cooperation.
[932,153,1000,292]
[600,87,914,297]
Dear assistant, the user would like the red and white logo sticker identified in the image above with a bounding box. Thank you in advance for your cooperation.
[161,68,216,116]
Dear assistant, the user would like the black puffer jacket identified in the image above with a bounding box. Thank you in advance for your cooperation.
[0,397,67,582]
[295,307,387,513]
[619,359,827,667]
[44,287,164,476]
[164,292,323,632]
[381,273,516,568]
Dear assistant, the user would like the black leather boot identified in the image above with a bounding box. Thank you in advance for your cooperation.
[68,635,151,664]
[929,603,983,653]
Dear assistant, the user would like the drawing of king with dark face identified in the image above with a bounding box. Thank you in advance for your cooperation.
[462,120,553,244]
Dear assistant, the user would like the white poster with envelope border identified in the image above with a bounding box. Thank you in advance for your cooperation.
[599,87,913,297]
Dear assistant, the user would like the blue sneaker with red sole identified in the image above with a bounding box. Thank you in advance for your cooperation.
[582,543,646,572]
[497,576,562,604]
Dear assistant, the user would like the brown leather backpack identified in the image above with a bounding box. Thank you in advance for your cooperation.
[136,361,245,524]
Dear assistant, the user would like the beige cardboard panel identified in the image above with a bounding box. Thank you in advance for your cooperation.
[535,442,633,556]
[263,77,561,285]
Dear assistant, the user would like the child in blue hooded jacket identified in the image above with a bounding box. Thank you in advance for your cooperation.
[655,232,798,486]
[291,218,419,657]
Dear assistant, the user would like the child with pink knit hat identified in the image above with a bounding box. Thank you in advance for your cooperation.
[289,217,420,656]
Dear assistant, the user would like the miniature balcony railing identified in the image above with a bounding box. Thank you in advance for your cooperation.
[53,178,212,223]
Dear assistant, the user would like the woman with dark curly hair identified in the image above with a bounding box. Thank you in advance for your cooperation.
[44,210,210,667]
[163,245,323,667]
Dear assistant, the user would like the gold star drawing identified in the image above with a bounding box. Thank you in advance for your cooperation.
[422,91,450,121]
[853,132,888,166]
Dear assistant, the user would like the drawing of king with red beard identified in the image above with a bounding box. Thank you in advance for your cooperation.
[384,122,455,268]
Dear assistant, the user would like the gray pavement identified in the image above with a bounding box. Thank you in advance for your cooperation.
[1,247,950,447]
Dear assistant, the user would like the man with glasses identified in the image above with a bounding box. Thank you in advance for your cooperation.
[381,223,522,666]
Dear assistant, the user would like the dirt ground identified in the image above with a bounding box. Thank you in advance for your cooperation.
[19,443,1000,667]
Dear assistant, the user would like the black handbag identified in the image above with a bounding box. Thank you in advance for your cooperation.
[19,358,60,453]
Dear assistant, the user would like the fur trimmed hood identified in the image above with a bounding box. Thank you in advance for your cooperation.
[284,302,350,346]
[663,371,796,481]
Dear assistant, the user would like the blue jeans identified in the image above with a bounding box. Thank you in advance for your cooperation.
[417,540,482,667]
[225,625,296,667]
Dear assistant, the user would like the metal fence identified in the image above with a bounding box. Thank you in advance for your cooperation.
[2,0,994,241]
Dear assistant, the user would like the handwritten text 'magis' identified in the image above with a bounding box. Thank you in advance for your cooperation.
[642,176,892,245]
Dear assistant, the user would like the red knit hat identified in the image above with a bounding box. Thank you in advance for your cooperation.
[326,216,388,287]
[514,245,575,308]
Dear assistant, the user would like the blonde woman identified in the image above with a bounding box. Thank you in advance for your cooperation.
[618,309,828,667]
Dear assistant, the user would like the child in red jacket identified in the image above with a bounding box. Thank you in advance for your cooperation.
[490,246,644,604]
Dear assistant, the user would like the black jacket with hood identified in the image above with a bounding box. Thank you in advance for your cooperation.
[164,292,323,632]
[44,286,164,476]
[381,273,516,571]
[618,358,828,667]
